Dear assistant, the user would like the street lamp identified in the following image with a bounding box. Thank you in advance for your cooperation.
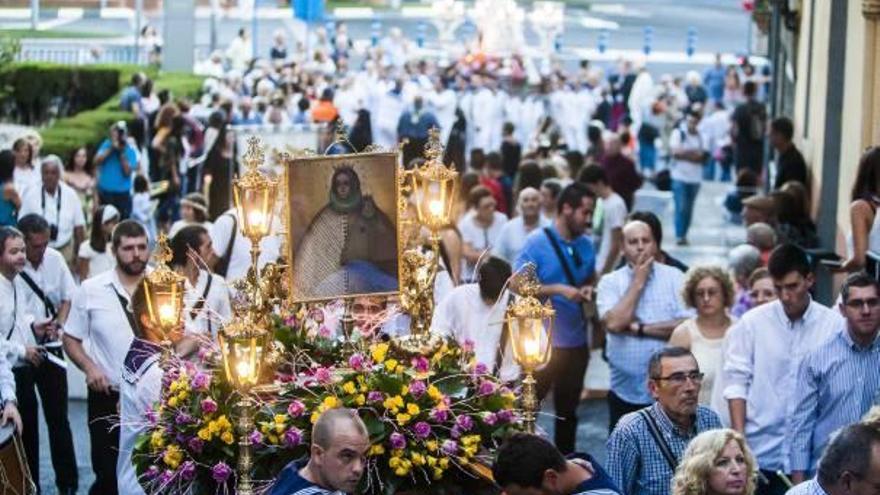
[142,233,185,352]
[396,129,458,354]
[506,264,554,433]
[218,315,270,495]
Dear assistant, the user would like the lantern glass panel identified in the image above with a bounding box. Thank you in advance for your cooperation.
[509,315,552,369]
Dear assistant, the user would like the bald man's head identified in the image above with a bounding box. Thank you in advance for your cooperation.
[518,187,542,219]
[306,408,370,493]
[622,220,658,264]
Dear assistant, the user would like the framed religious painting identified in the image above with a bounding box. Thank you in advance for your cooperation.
[285,151,402,303]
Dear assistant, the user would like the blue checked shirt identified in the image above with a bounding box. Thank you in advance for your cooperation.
[784,479,828,495]
[789,325,880,473]
[597,263,693,404]
[606,403,722,495]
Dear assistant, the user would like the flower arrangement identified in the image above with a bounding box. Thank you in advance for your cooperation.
[133,312,522,494]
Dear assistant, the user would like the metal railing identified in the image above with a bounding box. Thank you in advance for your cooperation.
[17,39,149,65]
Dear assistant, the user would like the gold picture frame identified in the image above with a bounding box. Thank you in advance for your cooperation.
[283,150,404,304]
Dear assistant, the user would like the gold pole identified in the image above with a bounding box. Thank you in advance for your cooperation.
[236,396,255,495]
[521,371,539,434]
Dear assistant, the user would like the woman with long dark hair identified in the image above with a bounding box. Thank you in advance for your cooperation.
[76,204,119,281]
[63,146,96,220]
[838,147,880,272]
[192,109,232,220]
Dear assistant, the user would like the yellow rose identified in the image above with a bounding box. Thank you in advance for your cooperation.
[432,467,444,480]
[168,397,179,408]
[169,381,179,393]
[388,456,401,468]
[394,466,410,477]
[425,440,439,452]
[323,396,339,409]
[410,452,426,466]
[384,359,398,371]
[400,385,409,396]
[406,403,420,416]
[163,444,183,469]
[396,413,411,425]
[208,421,221,434]
[439,458,450,469]
[355,394,366,406]
[221,431,235,445]
[426,455,437,467]
[310,411,320,424]
[274,414,287,425]
[342,381,357,395]
[395,365,405,374]
[217,415,231,429]
[427,385,442,401]
[369,444,386,456]
[383,397,400,413]
[268,433,279,445]
[197,428,212,441]
[260,424,270,435]
[371,343,389,363]
[150,431,165,450]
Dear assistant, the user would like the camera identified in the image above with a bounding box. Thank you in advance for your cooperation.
[49,224,58,242]
[113,121,127,147]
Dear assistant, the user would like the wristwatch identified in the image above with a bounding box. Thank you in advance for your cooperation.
[630,321,645,337]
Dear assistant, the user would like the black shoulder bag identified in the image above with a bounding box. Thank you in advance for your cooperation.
[214,214,237,278]
[638,408,679,472]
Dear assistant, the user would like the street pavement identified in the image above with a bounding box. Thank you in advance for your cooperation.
[35,180,743,493]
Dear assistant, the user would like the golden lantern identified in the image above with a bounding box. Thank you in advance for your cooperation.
[409,127,458,241]
[218,315,270,495]
[506,264,555,433]
[142,233,185,349]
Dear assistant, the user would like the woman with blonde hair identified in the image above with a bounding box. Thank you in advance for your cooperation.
[672,429,757,495]
[669,266,736,406]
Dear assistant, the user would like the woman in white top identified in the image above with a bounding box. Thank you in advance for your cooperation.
[76,204,119,282]
[838,147,880,273]
[668,266,736,408]
[456,186,508,283]
[170,224,232,339]
[168,192,213,238]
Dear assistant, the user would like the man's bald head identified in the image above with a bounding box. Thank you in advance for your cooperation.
[622,220,658,264]
[307,408,370,493]
[518,187,542,219]
[312,408,369,449]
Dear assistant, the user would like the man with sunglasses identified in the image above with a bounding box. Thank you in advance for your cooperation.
[606,347,721,495]
[788,272,880,486]
[723,244,843,495]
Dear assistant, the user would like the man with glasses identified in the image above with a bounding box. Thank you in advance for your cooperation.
[606,347,721,495]
[789,272,880,485]
[724,244,843,495]
[598,219,692,431]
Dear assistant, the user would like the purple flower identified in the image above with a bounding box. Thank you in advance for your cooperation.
[441,439,458,455]
[478,380,497,396]
[211,462,232,483]
[348,353,367,371]
[175,411,193,425]
[159,469,175,485]
[180,461,196,481]
[472,362,489,376]
[482,412,498,426]
[389,432,406,450]
[450,426,462,438]
[283,427,303,448]
[200,398,217,414]
[284,315,297,327]
[248,430,263,445]
[412,421,432,439]
[145,465,160,480]
[456,415,474,431]
[145,408,159,425]
[461,340,475,354]
[191,372,210,391]
[367,391,384,403]
[411,356,430,374]
[408,380,426,398]
[496,409,514,423]
[187,437,204,454]
[314,367,332,384]
[287,400,305,418]
[318,325,332,339]
[429,408,449,422]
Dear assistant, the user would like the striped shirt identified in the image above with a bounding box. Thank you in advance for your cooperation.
[723,299,842,471]
[785,479,828,495]
[597,263,693,404]
[606,403,722,495]
[267,460,342,495]
[789,326,880,472]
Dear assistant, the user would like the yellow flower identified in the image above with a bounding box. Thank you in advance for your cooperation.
[369,444,386,456]
[260,424,270,435]
[371,343,389,363]
[163,444,183,469]
[400,385,409,395]
[395,365,405,374]
[396,413,411,425]
[169,381,179,393]
[462,434,481,446]
[274,414,287,425]
[208,421,221,434]
[384,359,398,371]
[322,396,339,409]
[394,466,410,477]
[355,394,366,406]
[458,456,470,466]
[406,403,420,416]
[439,458,450,469]
[463,445,478,457]
[427,385,443,402]
[432,467,444,480]
[383,395,404,413]
[426,455,437,467]
[388,456,401,468]
[216,415,231,430]
[410,452,426,466]
[197,428,212,441]
[268,433,279,445]
[342,381,357,395]
[425,440,439,452]
[310,411,320,424]
[221,431,235,445]
[150,431,165,450]
[168,396,179,408]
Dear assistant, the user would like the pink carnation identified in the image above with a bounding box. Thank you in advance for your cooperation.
[200,398,218,414]
[287,400,306,418]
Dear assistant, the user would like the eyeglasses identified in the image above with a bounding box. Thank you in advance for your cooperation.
[844,298,880,310]
[652,371,704,384]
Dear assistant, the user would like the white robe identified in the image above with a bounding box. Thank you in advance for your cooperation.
[469,88,497,152]
[372,90,406,149]
[429,89,458,146]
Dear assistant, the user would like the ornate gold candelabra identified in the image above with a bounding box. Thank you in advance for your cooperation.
[506,264,555,433]
[142,233,186,356]
[220,136,278,494]
[395,128,459,355]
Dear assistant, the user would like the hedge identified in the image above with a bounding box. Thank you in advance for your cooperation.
[40,69,205,159]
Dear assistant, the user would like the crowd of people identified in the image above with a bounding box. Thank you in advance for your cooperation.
[0,20,877,495]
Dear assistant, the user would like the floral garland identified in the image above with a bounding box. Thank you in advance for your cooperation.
[132,307,523,494]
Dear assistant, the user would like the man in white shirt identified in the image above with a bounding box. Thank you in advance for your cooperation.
[209,208,281,284]
[669,108,710,246]
[64,220,150,495]
[579,165,628,275]
[0,227,27,448]
[18,155,86,266]
[170,225,232,338]
[432,256,518,382]
[16,214,78,494]
[724,244,843,495]
[493,188,548,264]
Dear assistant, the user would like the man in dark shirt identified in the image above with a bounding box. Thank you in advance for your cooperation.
[493,432,621,495]
[731,81,766,175]
[769,117,809,191]
[269,408,370,495]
